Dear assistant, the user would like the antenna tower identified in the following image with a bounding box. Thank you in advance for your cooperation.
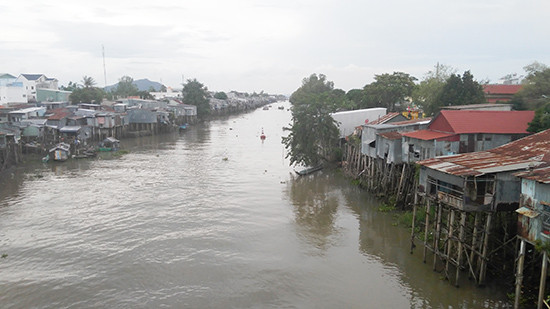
[102,45,107,88]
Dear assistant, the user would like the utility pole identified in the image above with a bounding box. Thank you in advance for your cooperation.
[102,45,107,88]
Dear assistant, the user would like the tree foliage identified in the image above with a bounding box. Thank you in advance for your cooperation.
[516,62,550,110]
[82,76,96,88]
[413,63,456,116]
[214,91,228,100]
[60,81,79,92]
[527,102,550,133]
[114,76,139,98]
[345,89,369,109]
[69,86,105,104]
[363,72,417,112]
[283,74,341,167]
[182,78,210,118]
[434,70,485,112]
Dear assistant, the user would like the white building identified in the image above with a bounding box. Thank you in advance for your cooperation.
[330,107,387,138]
[16,74,59,102]
[0,73,27,106]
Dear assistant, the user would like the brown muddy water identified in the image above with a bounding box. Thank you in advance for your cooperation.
[0,102,511,308]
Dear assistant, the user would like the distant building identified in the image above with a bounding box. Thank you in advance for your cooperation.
[0,73,26,105]
[483,84,523,103]
[16,74,59,102]
[36,88,71,102]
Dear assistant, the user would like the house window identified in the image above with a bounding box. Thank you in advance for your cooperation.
[477,134,483,141]
[485,135,492,141]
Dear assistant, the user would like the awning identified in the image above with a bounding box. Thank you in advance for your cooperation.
[516,207,539,218]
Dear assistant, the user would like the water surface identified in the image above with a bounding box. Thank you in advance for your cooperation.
[0,102,510,308]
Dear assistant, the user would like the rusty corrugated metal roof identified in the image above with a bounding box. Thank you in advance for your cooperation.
[369,112,401,125]
[514,164,550,184]
[418,129,550,177]
[378,131,402,140]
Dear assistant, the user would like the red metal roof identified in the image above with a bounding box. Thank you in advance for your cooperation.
[483,84,523,95]
[430,110,534,134]
[418,129,550,177]
[401,129,457,141]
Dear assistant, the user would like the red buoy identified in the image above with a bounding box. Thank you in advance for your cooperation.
[260,128,266,140]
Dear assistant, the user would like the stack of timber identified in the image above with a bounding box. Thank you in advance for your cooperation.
[341,143,417,208]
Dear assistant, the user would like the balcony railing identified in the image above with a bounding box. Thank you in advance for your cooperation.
[437,191,464,208]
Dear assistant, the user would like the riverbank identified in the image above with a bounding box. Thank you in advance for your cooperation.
[0,95,283,173]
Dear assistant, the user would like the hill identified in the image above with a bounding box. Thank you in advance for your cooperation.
[104,78,164,92]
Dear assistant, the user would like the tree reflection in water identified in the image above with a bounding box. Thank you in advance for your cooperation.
[287,171,340,251]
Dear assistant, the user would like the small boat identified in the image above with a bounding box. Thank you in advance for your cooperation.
[49,142,71,162]
[295,165,323,176]
[262,106,269,110]
[278,106,284,110]
[98,137,120,152]
[73,148,97,159]
[179,123,188,131]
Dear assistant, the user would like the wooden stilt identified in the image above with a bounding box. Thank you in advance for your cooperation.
[410,202,417,254]
[445,209,456,281]
[470,213,480,279]
[423,199,431,263]
[479,212,492,286]
[514,239,526,309]
[537,251,548,309]
[433,202,443,271]
[397,164,406,200]
[455,211,467,287]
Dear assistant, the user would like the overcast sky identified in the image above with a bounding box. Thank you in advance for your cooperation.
[1,0,549,95]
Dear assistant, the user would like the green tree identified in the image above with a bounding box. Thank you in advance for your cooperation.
[69,87,105,104]
[363,72,417,112]
[345,89,367,109]
[413,63,456,116]
[516,62,550,110]
[214,91,228,100]
[282,74,341,167]
[435,70,485,110]
[160,84,167,92]
[82,76,96,88]
[60,81,79,91]
[115,76,139,98]
[182,78,210,118]
[527,102,550,133]
[137,90,154,100]
[524,61,548,77]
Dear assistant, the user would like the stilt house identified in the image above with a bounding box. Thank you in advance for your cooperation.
[402,110,534,163]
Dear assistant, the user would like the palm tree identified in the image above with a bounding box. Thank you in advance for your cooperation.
[82,76,96,88]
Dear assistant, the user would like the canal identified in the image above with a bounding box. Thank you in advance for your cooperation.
[0,102,511,308]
